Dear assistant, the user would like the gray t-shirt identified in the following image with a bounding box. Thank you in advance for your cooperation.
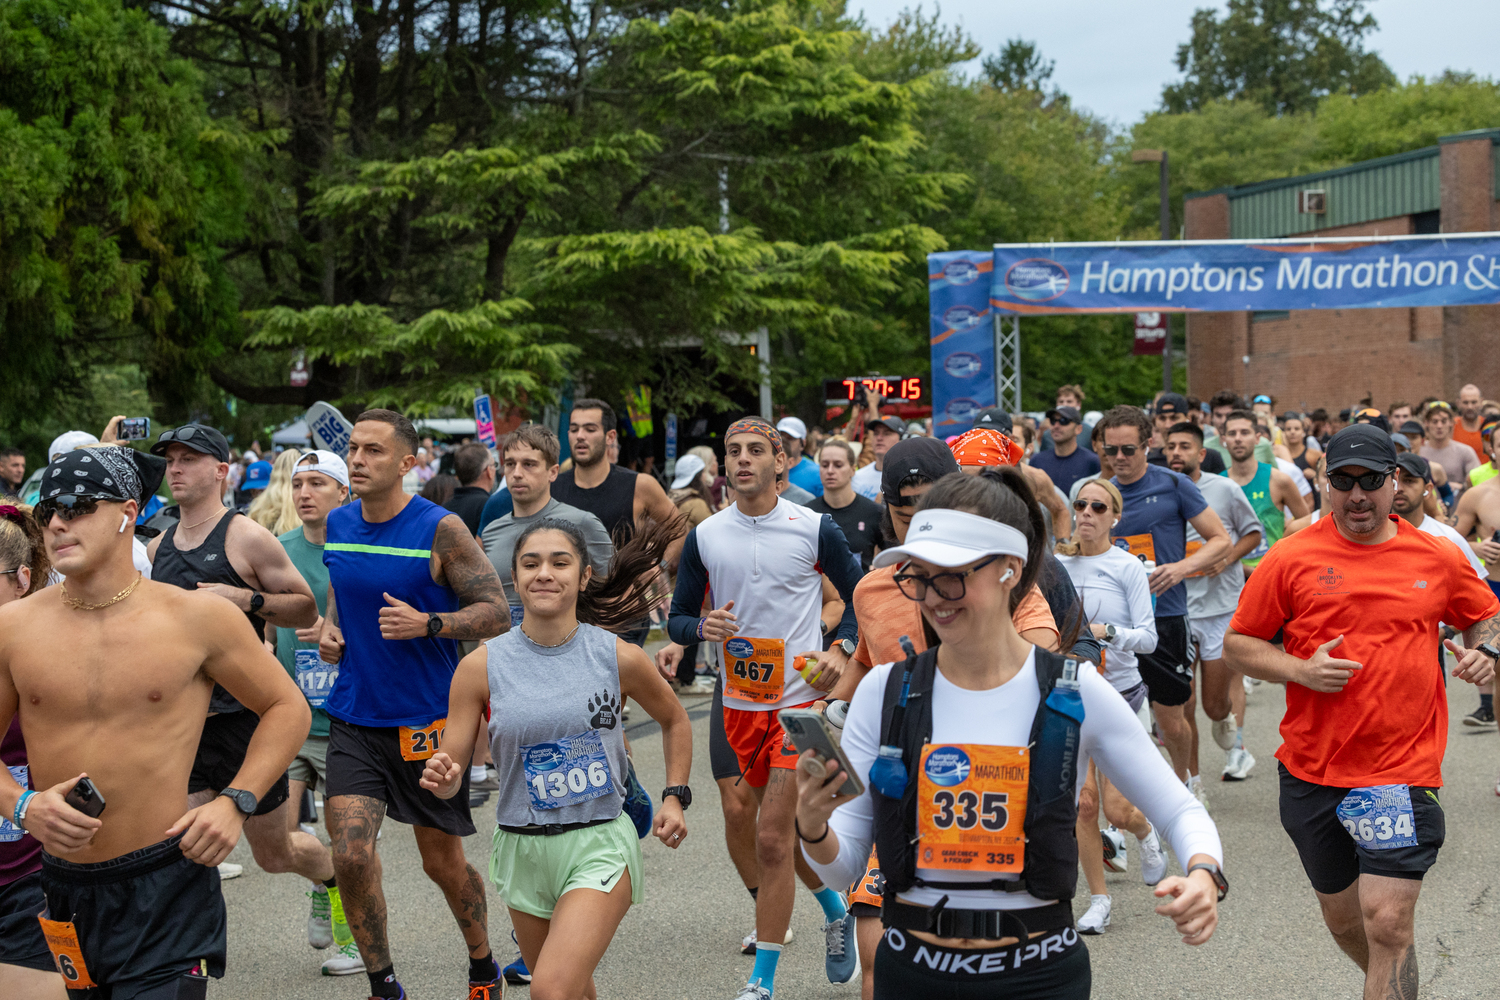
[481,497,614,610]
[1185,472,1264,620]
[485,623,629,827]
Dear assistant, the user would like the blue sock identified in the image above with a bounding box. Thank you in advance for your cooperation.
[813,885,848,923]
[1233,724,1244,751]
[750,942,781,994]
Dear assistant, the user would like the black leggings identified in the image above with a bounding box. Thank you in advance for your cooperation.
[676,642,700,685]
[873,926,1089,999]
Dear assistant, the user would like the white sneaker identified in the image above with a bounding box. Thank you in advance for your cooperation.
[733,980,772,1000]
[1187,774,1210,813]
[1101,825,1127,873]
[740,927,794,955]
[1077,894,1111,935]
[1222,747,1256,781]
[1138,825,1167,886]
[685,676,716,695]
[1210,714,1238,752]
[307,887,333,949]
[217,862,243,880]
[320,940,366,976]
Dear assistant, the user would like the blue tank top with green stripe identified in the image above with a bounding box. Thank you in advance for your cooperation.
[323,496,460,728]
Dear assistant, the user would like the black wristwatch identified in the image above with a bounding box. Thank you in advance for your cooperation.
[426,613,444,638]
[1476,642,1500,663]
[248,592,264,615]
[662,785,692,810]
[219,788,258,817]
[1186,862,1229,902]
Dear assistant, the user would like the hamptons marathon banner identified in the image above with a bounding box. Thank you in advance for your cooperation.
[988,234,1500,315]
[928,250,996,434]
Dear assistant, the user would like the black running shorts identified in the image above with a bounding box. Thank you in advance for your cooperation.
[709,674,742,783]
[325,718,475,836]
[1279,763,1445,895]
[187,710,290,817]
[1137,615,1193,707]
[0,870,55,973]
[40,836,225,996]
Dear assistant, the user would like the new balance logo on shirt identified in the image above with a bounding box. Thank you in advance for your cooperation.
[1413,580,1427,589]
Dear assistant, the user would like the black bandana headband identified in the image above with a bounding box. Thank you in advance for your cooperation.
[42,446,165,505]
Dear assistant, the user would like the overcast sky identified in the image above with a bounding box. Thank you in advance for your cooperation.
[850,0,1500,127]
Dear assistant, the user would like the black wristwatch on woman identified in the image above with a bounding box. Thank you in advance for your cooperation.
[1186,862,1229,901]
[662,785,692,809]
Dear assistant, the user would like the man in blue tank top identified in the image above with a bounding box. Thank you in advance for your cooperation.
[316,409,509,1000]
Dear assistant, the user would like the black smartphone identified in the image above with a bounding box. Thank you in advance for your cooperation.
[65,777,106,819]
[1491,531,1499,545]
[118,417,151,441]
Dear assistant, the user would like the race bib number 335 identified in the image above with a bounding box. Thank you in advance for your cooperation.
[917,744,1028,874]
[723,636,785,703]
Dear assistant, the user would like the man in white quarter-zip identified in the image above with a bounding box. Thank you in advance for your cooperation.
[668,416,864,1000]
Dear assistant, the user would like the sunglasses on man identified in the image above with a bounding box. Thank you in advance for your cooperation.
[33,494,120,527]
[1327,469,1393,492]
[1102,444,1140,457]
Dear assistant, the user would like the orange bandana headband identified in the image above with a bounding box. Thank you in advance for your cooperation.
[725,417,784,456]
[950,427,1024,467]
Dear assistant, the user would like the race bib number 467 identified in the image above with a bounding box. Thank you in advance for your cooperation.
[917,744,1028,874]
[723,636,785,703]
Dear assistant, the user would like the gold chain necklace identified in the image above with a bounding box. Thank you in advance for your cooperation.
[61,573,143,611]
[181,507,227,532]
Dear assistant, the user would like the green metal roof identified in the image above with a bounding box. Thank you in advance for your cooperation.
[1184,128,1500,239]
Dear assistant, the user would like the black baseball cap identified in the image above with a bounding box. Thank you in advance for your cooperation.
[1323,424,1397,474]
[1045,405,1082,425]
[882,437,960,505]
[1395,453,1432,482]
[868,415,906,436]
[1154,393,1190,417]
[1399,420,1425,438]
[151,423,231,462]
[973,406,1010,428]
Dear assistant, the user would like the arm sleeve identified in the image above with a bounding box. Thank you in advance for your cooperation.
[667,530,710,645]
[579,512,616,581]
[1108,558,1158,655]
[805,663,888,892]
[817,514,864,644]
[1081,668,1222,866]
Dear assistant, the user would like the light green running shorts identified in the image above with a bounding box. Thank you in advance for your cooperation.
[489,812,643,919]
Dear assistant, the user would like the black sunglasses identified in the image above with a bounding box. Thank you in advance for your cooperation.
[1327,469,1392,492]
[1072,500,1110,514]
[1102,444,1140,457]
[33,494,118,527]
[158,425,205,443]
[892,555,1000,602]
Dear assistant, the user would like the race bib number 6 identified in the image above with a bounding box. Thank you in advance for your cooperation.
[917,744,1028,874]
[1336,784,1418,850]
[38,912,97,989]
[723,636,785,703]
[399,718,447,761]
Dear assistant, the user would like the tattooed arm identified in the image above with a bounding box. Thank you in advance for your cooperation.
[1455,613,1500,685]
[429,514,508,640]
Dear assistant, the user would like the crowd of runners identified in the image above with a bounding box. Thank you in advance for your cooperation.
[1,381,1498,1000]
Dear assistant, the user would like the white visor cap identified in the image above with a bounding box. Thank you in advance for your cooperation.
[871,509,1029,570]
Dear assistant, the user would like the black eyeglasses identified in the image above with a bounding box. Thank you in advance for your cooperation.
[33,495,116,526]
[892,555,1000,602]
[1102,445,1140,457]
[1327,469,1392,492]
[1072,500,1110,514]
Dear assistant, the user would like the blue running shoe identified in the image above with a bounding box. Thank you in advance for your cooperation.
[824,910,858,984]
[503,929,531,986]
[624,758,653,840]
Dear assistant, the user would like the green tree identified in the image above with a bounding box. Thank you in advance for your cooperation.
[0,0,245,459]
[1315,72,1500,163]
[981,38,1054,94]
[1162,0,1395,115]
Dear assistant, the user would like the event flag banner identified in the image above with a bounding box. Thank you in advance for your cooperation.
[473,393,497,448]
[990,234,1500,314]
[928,250,996,435]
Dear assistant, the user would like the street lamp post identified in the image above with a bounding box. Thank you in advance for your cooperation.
[1132,148,1171,393]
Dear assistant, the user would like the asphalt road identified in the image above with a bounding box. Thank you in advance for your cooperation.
[215,656,1500,999]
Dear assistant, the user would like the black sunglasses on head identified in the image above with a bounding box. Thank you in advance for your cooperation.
[33,494,119,527]
[1327,469,1393,492]
[1102,444,1140,457]
[1072,500,1109,514]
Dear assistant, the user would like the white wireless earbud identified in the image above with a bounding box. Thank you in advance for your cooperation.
[999,567,1015,584]
[119,513,129,534]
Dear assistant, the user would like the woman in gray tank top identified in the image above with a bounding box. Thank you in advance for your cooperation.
[419,516,692,1000]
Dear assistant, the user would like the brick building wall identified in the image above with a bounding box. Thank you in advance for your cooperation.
[1186,137,1500,411]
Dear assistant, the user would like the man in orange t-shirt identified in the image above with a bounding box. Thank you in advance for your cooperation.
[1226,425,1500,999]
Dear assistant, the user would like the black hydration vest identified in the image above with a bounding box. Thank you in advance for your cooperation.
[871,646,1082,906]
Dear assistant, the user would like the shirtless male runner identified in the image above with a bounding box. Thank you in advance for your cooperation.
[0,447,309,997]
[144,424,339,957]
[317,410,510,1000]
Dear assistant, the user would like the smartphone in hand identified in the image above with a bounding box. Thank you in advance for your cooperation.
[118,418,151,442]
[64,777,106,819]
[779,709,865,799]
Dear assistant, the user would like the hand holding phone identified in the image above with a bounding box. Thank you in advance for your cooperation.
[118,418,151,442]
[20,774,105,855]
[65,777,106,818]
[779,708,864,799]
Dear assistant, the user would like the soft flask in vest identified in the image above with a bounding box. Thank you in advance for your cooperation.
[868,636,919,799]
[1035,658,1085,803]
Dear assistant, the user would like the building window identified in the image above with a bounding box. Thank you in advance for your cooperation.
[1413,210,1440,235]
[1252,311,1290,322]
